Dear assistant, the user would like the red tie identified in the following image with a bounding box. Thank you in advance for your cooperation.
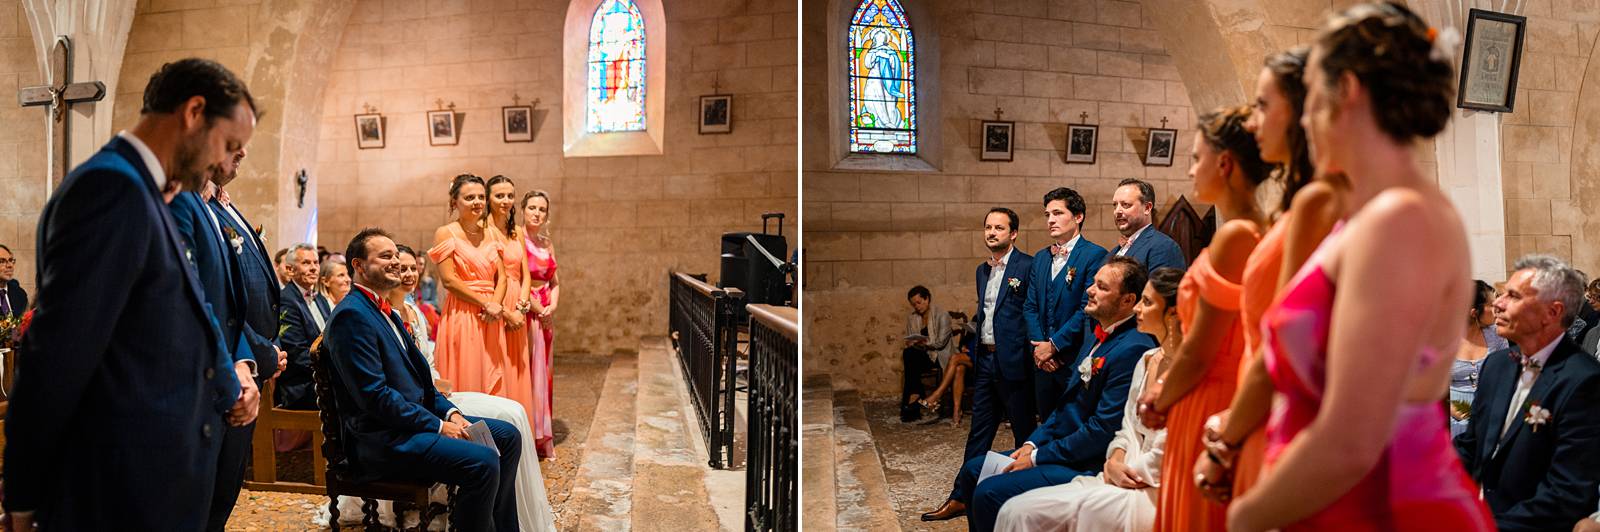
[1093,323,1109,343]
[355,285,393,316]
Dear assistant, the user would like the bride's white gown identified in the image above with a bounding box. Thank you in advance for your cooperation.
[315,301,557,531]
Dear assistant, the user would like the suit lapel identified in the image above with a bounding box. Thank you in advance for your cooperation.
[358,292,428,382]
[993,248,1019,309]
[112,139,217,346]
[1480,354,1517,464]
[1495,345,1573,457]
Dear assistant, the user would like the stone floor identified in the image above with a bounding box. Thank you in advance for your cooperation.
[222,352,615,531]
[862,398,1016,532]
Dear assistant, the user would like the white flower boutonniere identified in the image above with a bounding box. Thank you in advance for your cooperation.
[1007,277,1021,291]
[223,226,244,255]
[1525,402,1551,433]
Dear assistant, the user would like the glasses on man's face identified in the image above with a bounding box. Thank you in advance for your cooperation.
[0,258,14,265]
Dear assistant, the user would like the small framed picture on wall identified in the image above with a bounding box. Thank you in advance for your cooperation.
[1066,124,1098,164]
[980,120,1014,161]
[354,113,384,149]
[502,105,534,142]
[699,94,732,134]
[1457,8,1526,112]
[1144,128,1177,167]
[427,109,458,146]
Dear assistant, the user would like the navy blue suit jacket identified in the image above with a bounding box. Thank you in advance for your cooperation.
[211,198,280,384]
[323,289,459,468]
[1023,238,1108,358]
[277,281,331,409]
[3,136,238,529]
[1109,225,1187,273]
[1454,338,1600,531]
[2,279,24,318]
[1026,317,1155,469]
[170,191,255,374]
[973,247,1035,381]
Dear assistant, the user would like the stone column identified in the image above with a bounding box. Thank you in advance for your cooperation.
[1436,111,1510,283]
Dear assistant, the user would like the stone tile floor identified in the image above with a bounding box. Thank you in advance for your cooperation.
[863,398,1016,532]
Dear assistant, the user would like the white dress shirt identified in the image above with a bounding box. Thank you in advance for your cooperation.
[1117,224,1150,257]
[1050,234,1080,279]
[1501,334,1561,441]
[301,284,327,331]
[981,249,1011,345]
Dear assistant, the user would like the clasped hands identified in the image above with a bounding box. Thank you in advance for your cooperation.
[1029,341,1061,372]
[438,411,473,440]
[1193,411,1238,503]
[227,361,259,427]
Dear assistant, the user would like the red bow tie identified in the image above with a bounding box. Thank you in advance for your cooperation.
[1093,323,1109,343]
[355,285,394,316]
[1052,242,1071,257]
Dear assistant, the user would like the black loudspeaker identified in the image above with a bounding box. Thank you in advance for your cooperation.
[718,213,789,306]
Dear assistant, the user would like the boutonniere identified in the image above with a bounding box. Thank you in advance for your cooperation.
[1007,277,1021,291]
[222,226,244,255]
[254,224,265,239]
[1524,401,1551,433]
[1077,355,1107,384]
[1065,266,1077,285]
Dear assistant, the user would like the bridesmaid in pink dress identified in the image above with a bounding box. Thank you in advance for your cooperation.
[519,190,560,459]
[1225,3,1492,530]
[486,175,538,430]
[427,174,512,399]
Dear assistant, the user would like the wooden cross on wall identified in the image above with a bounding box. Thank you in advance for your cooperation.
[18,36,106,189]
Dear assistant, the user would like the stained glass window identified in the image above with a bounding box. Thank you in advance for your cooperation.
[849,0,916,154]
[587,0,646,133]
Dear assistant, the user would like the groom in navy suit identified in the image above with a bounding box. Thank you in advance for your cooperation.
[959,208,1036,462]
[924,257,1154,530]
[1024,187,1108,417]
[1108,179,1186,273]
[1454,256,1600,531]
[324,228,521,532]
[3,58,257,530]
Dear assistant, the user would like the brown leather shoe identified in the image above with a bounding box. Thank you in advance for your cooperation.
[920,499,966,521]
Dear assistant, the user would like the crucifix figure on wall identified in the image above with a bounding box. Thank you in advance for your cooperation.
[18,36,106,190]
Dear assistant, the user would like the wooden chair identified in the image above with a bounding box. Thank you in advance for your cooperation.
[1157,195,1217,266]
[310,336,454,530]
[244,376,327,494]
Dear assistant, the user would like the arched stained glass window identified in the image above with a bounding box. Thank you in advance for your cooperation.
[849,0,916,154]
[587,0,646,133]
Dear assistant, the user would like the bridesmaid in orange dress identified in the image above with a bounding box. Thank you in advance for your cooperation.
[1137,106,1270,532]
[519,190,559,459]
[486,175,538,427]
[428,174,512,398]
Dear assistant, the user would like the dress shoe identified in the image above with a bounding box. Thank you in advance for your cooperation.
[920,499,966,521]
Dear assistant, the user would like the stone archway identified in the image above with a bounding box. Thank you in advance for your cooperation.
[1138,0,1278,115]
[1566,32,1600,276]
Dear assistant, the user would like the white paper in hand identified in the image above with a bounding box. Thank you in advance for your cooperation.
[465,420,501,457]
[977,451,1014,485]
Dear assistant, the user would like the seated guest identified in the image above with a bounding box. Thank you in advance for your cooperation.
[1451,280,1507,438]
[922,312,974,425]
[275,247,294,287]
[1107,179,1186,273]
[277,243,332,410]
[1583,279,1600,356]
[1455,255,1600,530]
[323,228,520,532]
[0,243,24,319]
[995,267,1182,532]
[320,259,352,305]
[922,256,1156,531]
[901,285,953,421]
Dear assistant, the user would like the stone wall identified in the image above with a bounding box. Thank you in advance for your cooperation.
[0,0,46,296]
[803,0,1198,394]
[314,0,797,355]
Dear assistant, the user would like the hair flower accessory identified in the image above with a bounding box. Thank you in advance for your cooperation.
[1428,26,1461,63]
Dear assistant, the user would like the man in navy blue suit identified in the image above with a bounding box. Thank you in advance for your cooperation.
[1108,179,1186,273]
[278,242,332,410]
[1455,255,1600,531]
[325,228,521,532]
[958,208,1036,462]
[1024,187,1107,417]
[0,244,25,319]
[3,58,257,530]
[924,256,1154,530]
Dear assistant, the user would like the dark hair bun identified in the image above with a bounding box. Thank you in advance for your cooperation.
[1316,2,1454,141]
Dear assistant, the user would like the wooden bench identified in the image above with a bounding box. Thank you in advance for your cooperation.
[243,376,327,494]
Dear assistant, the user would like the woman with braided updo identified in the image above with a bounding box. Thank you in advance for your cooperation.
[1132,105,1270,531]
[1227,3,1493,530]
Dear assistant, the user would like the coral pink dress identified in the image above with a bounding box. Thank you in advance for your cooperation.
[1259,223,1493,530]
[1232,213,1291,496]
[427,226,509,400]
[524,235,558,459]
[494,231,537,430]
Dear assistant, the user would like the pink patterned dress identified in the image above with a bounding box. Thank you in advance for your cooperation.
[1259,223,1492,530]
[524,235,557,459]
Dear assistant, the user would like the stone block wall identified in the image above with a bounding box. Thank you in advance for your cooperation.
[0,0,45,296]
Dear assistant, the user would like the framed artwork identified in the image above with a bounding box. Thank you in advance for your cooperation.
[980,120,1014,161]
[699,94,732,134]
[1066,124,1098,164]
[502,105,533,142]
[1144,128,1177,167]
[427,110,458,146]
[1458,8,1526,113]
[354,113,384,149]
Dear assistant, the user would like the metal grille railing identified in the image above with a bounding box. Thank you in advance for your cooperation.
[744,304,797,532]
[668,272,742,469]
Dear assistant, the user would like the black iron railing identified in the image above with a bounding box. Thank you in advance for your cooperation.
[744,304,798,532]
[668,272,742,469]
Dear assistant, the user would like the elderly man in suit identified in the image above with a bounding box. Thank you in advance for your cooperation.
[3,58,257,530]
[0,244,24,318]
[1024,187,1108,417]
[324,228,521,532]
[278,242,333,410]
[1108,179,1186,273]
[1454,255,1600,531]
[923,257,1156,530]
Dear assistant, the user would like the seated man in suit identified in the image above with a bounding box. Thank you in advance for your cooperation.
[923,256,1156,531]
[0,243,24,318]
[278,242,332,409]
[1107,179,1186,273]
[1024,187,1108,417]
[324,228,520,532]
[1454,255,1600,531]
